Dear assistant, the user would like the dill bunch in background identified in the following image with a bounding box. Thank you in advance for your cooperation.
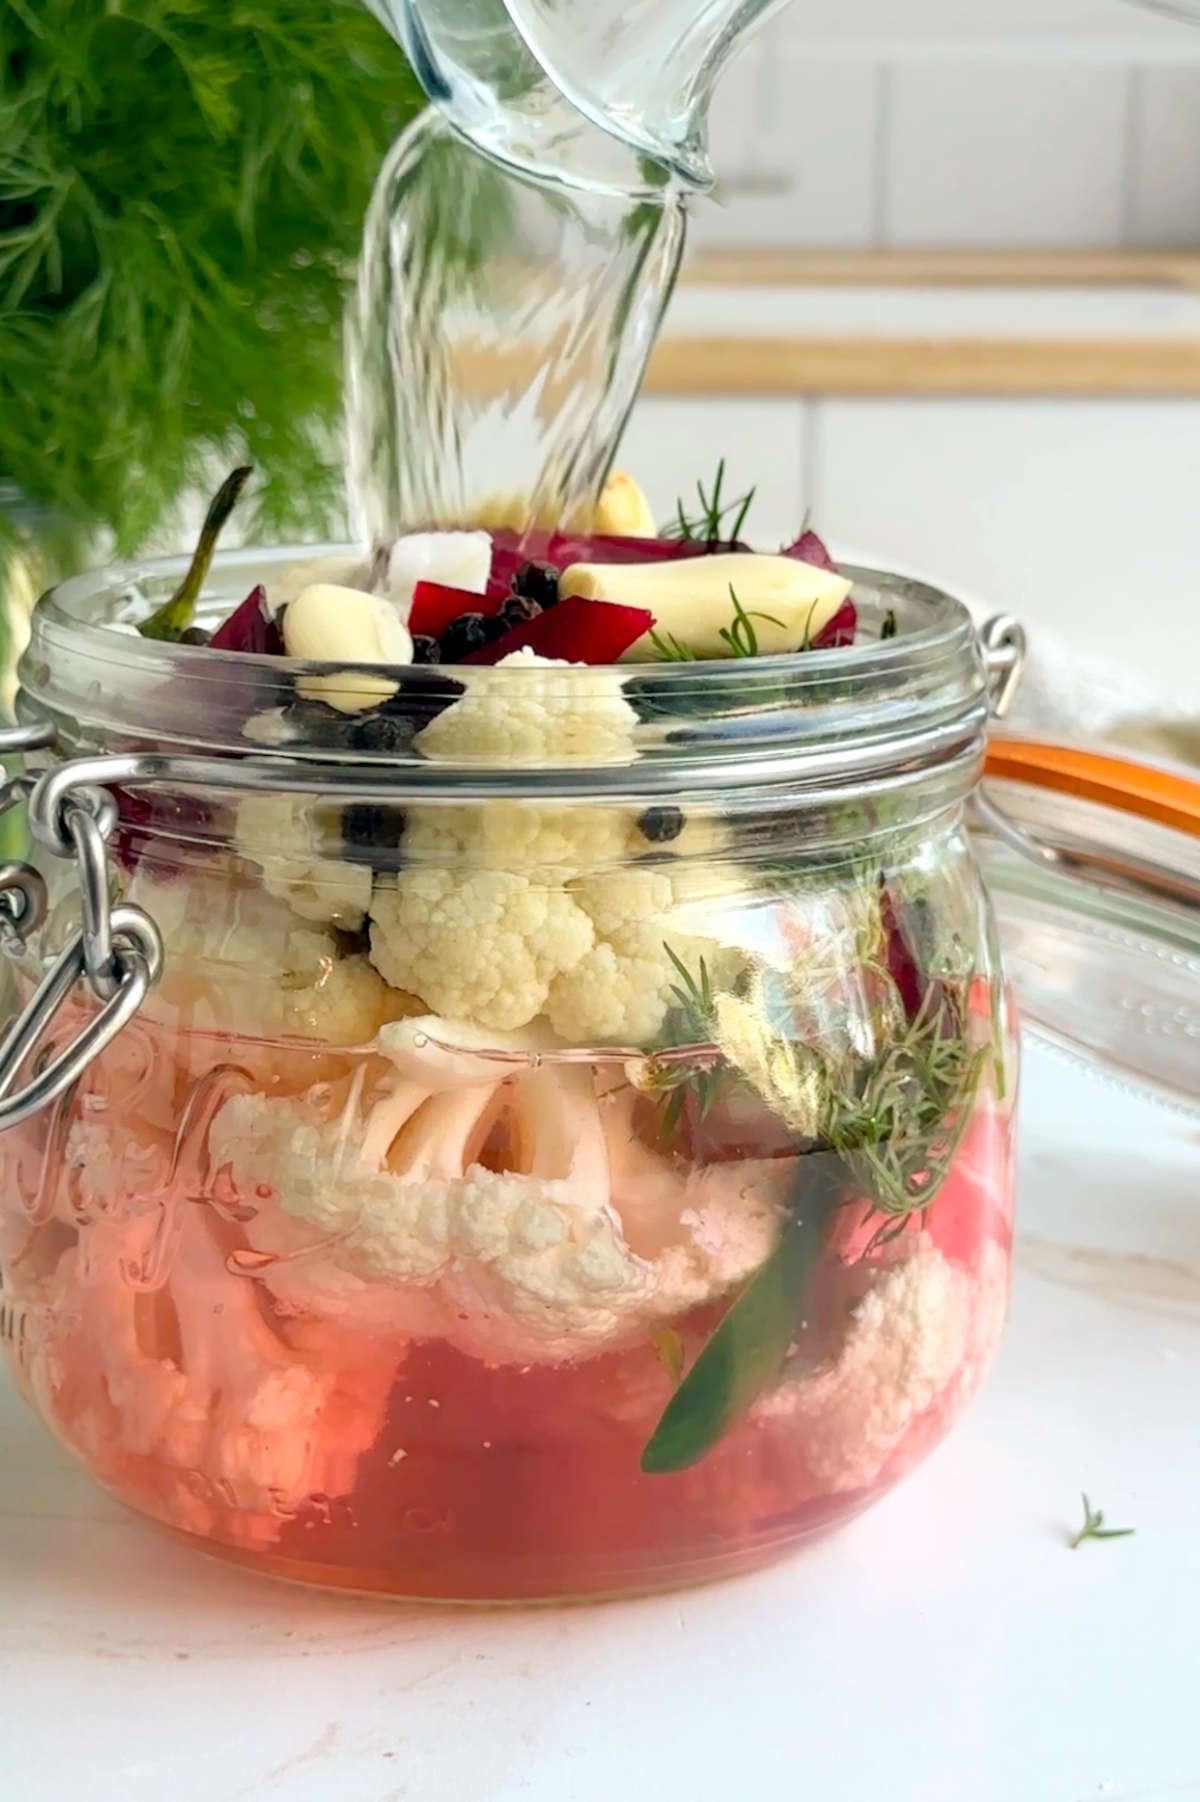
[0,0,422,554]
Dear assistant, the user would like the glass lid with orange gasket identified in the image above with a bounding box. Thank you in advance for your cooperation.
[976,732,1200,1113]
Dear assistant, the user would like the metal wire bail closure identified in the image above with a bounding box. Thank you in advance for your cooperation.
[0,722,164,1130]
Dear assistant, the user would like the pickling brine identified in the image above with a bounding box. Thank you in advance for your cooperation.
[0,996,1013,1600]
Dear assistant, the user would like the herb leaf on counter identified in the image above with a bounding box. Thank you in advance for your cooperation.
[1070,1494,1135,1549]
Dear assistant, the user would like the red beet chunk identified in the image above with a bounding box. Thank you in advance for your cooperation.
[209,585,283,655]
[782,529,837,573]
[810,597,857,649]
[484,528,745,598]
[462,594,653,666]
[410,579,502,638]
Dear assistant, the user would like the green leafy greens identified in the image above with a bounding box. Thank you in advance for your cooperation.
[0,0,422,552]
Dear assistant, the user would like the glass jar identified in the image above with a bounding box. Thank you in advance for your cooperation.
[0,544,1107,1601]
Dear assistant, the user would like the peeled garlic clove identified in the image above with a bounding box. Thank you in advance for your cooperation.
[284,583,413,715]
[593,471,657,537]
[560,552,852,660]
[385,532,492,613]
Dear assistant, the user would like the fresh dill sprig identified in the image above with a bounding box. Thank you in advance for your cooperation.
[1070,1494,1135,1549]
[664,458,756,544]
[0,0,423,552]
[717,586,785,659]
[649,628,698,662]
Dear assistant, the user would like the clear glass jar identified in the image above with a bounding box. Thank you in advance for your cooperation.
[0,545,1016,1600]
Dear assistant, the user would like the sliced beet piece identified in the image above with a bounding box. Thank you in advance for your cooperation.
[782,529,837,573]
[461,594,654,666]
[209,585,284,655]
[810,596,857,649]
[484,528,746,598]
[410,579,502,639]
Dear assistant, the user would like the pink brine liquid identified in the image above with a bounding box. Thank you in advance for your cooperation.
[0,1009,1013,1601]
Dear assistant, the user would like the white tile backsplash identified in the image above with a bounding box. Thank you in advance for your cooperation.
[808,395,1200,680]
[1129,62,1200,243]
[618,398,809,542]
[883,59,1129,247]
[695,51,881,249]
[690,1,1200,250]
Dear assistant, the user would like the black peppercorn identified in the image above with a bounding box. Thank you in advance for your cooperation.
[637,804,686,843]
[341,804,407,866]
[349,712,414,754]
[179,626,212,646]
[411,634,442,664]
[499,593,542,630]
[512,559,560,610]
[440,612,492,661]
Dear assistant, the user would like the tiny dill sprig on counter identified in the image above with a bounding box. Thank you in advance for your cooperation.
[664,458,756,544]
[717,586,785,659]
[1070,1494,1135,1549]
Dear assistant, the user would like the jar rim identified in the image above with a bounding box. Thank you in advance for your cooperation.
[22,541,990,801]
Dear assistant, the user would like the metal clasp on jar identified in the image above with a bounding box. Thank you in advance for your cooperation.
[0,721,163,1130]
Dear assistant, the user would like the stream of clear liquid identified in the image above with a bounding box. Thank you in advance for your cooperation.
[345,2,690,546]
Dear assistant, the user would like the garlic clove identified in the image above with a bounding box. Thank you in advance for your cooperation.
[385,532,493,613]
[593,470,657,537]
[284,583,413,715]
[560,552,852,660]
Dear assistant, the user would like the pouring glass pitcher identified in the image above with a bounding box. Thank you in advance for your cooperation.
[347,0,789,546]
[360,0,788,184]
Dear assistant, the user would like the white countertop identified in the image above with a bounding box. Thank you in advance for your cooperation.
[2,1039,1197,1802]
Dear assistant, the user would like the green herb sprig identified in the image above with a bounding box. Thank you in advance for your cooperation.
[139,465,252,641]
[717,586,785,659]
[664,458,756,544]
[0,0,422,552]
[648,629,697,662]
[1070,1493,1135,1549]
[639,928,989,1471]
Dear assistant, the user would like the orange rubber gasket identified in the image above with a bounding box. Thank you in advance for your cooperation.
[984,736,1200,839]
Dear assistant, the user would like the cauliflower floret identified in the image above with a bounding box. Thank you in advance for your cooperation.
[128,872,407,1043]
[547,867,725,1045]
[414,649,639,767]
[757,1236,1009,1491]
[235,793,370,930]
[369,866,594,1031]
[207,1061,790,1366]
[404,800,632,877]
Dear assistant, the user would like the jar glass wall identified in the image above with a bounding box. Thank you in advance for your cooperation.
[0,549,1016,1600]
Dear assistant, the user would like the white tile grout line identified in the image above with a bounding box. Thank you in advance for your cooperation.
[1120,65,1144,247]
[871,61,892,250]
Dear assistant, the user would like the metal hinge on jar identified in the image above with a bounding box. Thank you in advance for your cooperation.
[0,720,163,1130]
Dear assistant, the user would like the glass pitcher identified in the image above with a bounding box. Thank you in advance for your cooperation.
[346,0,790,545]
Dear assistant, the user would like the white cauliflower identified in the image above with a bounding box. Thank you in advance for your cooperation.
[403,800,632,878]
[369,866,595,1031]
[234,792,371,929]
[21,1205,396,1550]
[547,867,726,1045]
[756,1235,1009,1491]
[207,1055,790,1366]
[414,649,640,767]
[128,872,407,1043]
